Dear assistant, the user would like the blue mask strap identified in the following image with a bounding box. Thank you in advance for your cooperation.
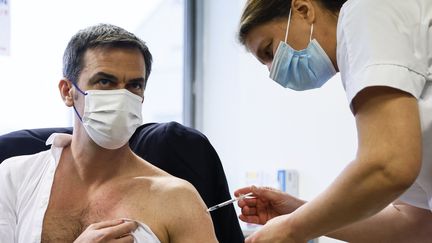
[71,82,88,95]
[70,82,87,122]
[73,105,83,122]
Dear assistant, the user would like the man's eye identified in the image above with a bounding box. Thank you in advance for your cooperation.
[99,79,112,85]
[128,82,143,90]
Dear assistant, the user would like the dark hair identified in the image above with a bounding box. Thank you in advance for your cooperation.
[238,0,346,45]
[63,23,153,85]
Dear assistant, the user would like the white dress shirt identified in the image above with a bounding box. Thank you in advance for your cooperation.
[0,133,160,243]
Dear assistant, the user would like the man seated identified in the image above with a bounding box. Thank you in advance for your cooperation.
[0,23,218,243]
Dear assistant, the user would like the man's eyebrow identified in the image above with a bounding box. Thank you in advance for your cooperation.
[89,72,118,81]
[89,72,145,84]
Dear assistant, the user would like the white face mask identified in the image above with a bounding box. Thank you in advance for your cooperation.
[73,86,143,150]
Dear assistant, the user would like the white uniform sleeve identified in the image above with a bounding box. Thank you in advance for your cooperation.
[337,0,429,110]
[0,158,19,242]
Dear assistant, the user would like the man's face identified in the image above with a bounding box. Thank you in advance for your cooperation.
[73,46,146,112]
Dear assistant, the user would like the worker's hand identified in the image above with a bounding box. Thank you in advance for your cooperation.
[235,185,305,225]
[74,219,138,243]
[245,214,307,243]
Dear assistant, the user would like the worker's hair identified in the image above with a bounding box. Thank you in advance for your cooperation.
[238,0,346,45]
[63,23,153,85]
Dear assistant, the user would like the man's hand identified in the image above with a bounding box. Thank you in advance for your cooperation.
[235,185,306,225]
[74,219,138,243]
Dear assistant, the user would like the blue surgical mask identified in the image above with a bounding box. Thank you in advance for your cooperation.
[269,9,336,91]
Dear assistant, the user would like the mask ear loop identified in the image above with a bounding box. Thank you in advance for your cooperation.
[71,82,88,95]
[310,23,314,42]
[73,105,83,122]
[284,8,292,43]
[70,82,87,122]
[285,9,314,43]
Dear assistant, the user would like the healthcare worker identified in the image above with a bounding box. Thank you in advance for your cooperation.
[235,0,432,242]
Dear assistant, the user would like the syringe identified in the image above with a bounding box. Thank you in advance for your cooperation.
[207,192,253,212]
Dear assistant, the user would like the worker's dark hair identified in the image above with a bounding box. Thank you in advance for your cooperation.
[63,23,153,86]
[238,0,346,45]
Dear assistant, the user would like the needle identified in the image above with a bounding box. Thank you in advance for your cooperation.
[207,192,254,212]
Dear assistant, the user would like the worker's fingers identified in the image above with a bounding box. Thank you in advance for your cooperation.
[241,205,257,216]
[238,197,257,208]
[238,214,261,224]
[234,186,254,197]
[236,185,281,202]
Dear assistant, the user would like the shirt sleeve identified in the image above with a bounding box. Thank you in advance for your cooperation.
[0,159,19,242]
[337,0,429,111]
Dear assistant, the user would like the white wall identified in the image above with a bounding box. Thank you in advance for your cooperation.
[0,0,183,135]
[199,1,357,242]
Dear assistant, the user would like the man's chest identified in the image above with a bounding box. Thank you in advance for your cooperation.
[41,208,88,243]
[40,183,163,242]
[41,196,127,241]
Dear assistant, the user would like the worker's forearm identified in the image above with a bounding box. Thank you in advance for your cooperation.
[288,159,415,241]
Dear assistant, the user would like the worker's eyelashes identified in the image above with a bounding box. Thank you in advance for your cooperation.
[264,43,274,60]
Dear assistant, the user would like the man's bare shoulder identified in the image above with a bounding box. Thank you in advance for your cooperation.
[132,165,217,242]
[126,156,204,207]
[119,157,217,242]
[133,162,201,204]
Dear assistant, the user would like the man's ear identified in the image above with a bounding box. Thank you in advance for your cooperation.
[291,0,316,24]
[59,79,74,107]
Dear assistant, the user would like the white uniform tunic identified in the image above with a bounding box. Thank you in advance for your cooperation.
[337,0,432,210]
[0,133,161,243]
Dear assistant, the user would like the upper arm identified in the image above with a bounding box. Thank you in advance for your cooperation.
[163,180,218,243]
[352,86,422,186]
[330,200,432,242]
[388,202,432,242]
